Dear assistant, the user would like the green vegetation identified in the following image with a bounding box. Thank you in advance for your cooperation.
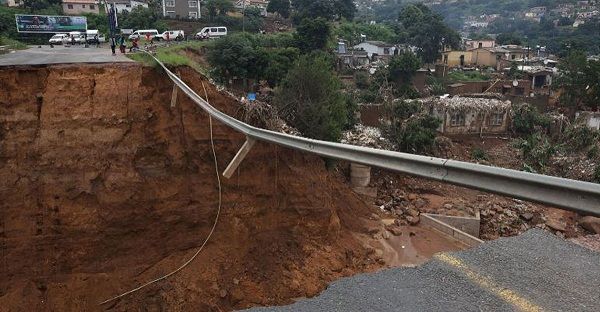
[294,17,332,53]
[334,21,397,46]
[206,32,299,86]
[471,148,488,161]
[385,100,441,154]
[396,4,460,63]
[446,71,491,83]
[511,103,551,135]
[274,54,352,141]
[554,51,600,110]
[267,0,291,18]
[0,36,28,50]
[513,132,557,172]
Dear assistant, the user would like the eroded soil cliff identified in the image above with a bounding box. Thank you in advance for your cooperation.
[0,64,380,311]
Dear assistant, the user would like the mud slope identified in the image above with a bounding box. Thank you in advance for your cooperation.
[0,64,380,311]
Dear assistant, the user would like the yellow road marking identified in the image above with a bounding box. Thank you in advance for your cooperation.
[436,253,543,312]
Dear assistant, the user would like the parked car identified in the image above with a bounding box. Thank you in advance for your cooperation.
[49,34,68,45]
[63,32,86,44]
[85,29,105,44]
[128,29,160,41]
[160,30,185,41]
[195,27,227,40]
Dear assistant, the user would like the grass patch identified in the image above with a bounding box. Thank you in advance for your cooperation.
[0,37,28,51]
[127,41,209,74]
[446,70,490,83]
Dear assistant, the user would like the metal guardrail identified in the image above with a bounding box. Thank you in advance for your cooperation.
[148,54,600,217]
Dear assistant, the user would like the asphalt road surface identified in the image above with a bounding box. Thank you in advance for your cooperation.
[246,229,600,312]
[0,45,133,66]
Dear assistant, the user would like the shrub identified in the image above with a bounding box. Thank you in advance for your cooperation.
[563,125,600,151]
[513,132,557,171]
[275,54,351,142]
[471,148,488,161]
[512,104,551,135]
[594,165,600,183]
[354,71,370,89]
[385,100,441,154]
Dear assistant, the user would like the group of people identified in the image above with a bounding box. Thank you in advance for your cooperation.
[109,34,140,56]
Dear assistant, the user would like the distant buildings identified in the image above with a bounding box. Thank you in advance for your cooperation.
[106,0,148,13]
[62,0,100,15]
[162,0,201,19]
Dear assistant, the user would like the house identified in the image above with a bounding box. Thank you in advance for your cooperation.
[106,0,148,13]
[234,0,269,15]
[515,66,554,90]
[465,39,495,50]
[440,50,473,67]
[6,0,23,7]
[353,41,397,60]
[420,95,512,135]
[62,0,100,15]
[162,0,201,19]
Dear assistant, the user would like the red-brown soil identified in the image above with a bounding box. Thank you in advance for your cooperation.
[0,64,383,311]
[0,64,467,311]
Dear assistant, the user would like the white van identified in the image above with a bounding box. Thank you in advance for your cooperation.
[128,29,160,41]
[195,27,227,40]
[49,33,68,44]
[160,30,185,41]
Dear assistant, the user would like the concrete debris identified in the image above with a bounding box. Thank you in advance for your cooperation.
[418,96,511,113]
[341,124,393,149]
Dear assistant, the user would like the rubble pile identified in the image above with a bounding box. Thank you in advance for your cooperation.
[420,95,511,113]
[341,124,393,149]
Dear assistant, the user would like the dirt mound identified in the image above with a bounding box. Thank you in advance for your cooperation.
[0,64,382,311]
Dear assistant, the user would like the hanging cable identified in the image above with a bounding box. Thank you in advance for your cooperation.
[100,82,222,306]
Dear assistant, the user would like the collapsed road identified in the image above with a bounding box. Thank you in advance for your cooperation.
[247,229,600,312]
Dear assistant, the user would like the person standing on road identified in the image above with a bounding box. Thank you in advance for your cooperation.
[110,36,116,55]
[166,31,170,44]
[71,34,75,46]
[94,34,100,48]
[119,35,126,53]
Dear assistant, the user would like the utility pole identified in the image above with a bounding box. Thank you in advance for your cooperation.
[242,0,246,32]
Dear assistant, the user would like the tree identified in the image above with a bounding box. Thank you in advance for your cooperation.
[274,54,350,141]
[496,32,523,45]
[292,0,355,22]
[387,51,422,98]
[397,4,460,63]
[385,100,441,154]
[206,0,234,19]
[207,33,266,84]
[267,0,290,19]
[294,17,332,53]
[334,21,396,46]
[555,50,600,110]
[118,6,166,31]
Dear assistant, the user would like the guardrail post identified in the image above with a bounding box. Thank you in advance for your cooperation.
[171,70,180,108]
[223,137,256,179]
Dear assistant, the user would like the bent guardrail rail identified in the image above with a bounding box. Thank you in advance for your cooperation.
[148,53,600,217]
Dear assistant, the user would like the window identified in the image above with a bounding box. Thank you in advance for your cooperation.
[189,1,197,7]
[511,54,516,60]
[211,28,218,32]
[383,47,390,55]
[126,4,131,7]
[82,4,86,8]
[67,4,73,9]
[90,4,95,9]
[489,113,504,126]
[166,11,176,18]
[166,0,175,7]
[478,42,483,48]
[450,113,466,127]
[189,12,198,18]
[218,27,226,32]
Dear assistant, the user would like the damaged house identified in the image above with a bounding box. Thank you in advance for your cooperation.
[420,96,512,135]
